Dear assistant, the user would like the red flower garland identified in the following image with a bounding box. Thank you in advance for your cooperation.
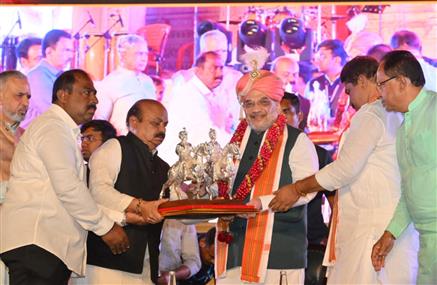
[218,114,287,200]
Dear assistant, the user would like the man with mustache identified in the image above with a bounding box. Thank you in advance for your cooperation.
[0,69,129,285]
[215,70,318,284]
[76,99,170,285]
[160,51,240,164]
[0,71,30,284]
[269,56,419,284]
[372,50,437,284]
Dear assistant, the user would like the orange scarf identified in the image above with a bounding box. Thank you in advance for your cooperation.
[216,126,288,283]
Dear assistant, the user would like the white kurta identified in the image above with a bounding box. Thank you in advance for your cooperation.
[0,105,114,276]
[159,71,241,164]
[94,67,156,135]
[315,100,419,284]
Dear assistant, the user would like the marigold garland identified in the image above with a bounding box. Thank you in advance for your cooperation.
[218,114,286,200]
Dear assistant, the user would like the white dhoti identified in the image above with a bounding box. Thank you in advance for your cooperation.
[0,260,9,285]
[216,267,304,285]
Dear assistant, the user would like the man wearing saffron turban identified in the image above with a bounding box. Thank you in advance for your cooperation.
[215,69,319,284]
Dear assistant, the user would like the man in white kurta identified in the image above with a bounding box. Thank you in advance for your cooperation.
[0,70,128,284]
[94,34,156,135]
[270,56,418,284]
[159,51,241,164]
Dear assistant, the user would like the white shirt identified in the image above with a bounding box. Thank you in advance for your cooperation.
[159,69,242,165]
[0,104,114,276]
[260,132,319,210]
[159,219,201,277]
[94,67,156,135]
[418,58,437,92]
[88,138,135,218]
[315,100,418,284]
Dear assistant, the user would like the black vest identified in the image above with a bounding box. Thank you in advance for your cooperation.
[227,125,308,269]
[86,132,169,282]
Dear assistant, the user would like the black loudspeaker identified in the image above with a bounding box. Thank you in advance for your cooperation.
[1,37,18,72]
[271,26,314,63]
[236,20,277,72]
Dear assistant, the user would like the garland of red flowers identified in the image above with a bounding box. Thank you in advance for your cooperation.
[218,113,287,200]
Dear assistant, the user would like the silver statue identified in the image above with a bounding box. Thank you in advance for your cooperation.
[160,128,240,200]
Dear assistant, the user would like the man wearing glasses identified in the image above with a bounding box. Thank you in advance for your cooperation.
[270,56,419,284]
[372,50,437,284]
[81,119,117,163]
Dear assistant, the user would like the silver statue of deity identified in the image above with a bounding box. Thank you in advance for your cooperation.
[160,128,240,200]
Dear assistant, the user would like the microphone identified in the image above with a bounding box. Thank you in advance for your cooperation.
[17,12,22,30]
[118,14,124,28]
[87,11,95,26]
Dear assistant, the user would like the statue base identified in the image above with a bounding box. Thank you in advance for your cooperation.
[158,199,258,219]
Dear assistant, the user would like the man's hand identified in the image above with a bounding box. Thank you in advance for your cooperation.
[125,212,147,225]
[139,199,168,224]
[101,223,130,255]
[269,184,299,212]
[156,271,170,285]
[371,231,396,272]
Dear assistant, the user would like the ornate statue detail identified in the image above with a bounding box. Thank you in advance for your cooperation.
[160,128,240,201]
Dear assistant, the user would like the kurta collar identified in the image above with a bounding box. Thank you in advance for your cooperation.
[50,104,80,136]
[38,59,63,77]
[190,74,212,96]
[407,88,427,114]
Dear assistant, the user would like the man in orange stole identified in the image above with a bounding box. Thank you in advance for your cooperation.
[215,70,318,284]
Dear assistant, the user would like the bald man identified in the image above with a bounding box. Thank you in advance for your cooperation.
[79,99,169,285]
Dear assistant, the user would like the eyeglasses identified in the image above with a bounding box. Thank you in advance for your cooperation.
[80,135,101,143]
[376,76,397,89]
[241,97,273,109]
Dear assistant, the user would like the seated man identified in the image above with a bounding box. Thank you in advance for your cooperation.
[158,219,201,284]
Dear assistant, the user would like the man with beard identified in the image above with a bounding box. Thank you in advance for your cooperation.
[215,70,318,284]
[0,71,30,284]
[77,99,170,284]
[0,69,129,285]
[270,56,419,284]
[160,51,238,164]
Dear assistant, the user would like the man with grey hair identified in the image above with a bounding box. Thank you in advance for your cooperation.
[0,70,30,284]
[271,56,299,93]
[94,34,156,135]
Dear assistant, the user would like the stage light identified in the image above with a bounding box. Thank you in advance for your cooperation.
[279,18,305,49]
[239,20,267,48]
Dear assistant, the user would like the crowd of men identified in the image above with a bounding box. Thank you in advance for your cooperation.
[0,24,436,285]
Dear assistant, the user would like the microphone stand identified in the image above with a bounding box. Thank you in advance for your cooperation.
[72,18,94,69]
[1,18,20,71]
[99,17,122,76]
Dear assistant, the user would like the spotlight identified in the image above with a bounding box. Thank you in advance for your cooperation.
[279,18,305,49]
[239,20,267,48]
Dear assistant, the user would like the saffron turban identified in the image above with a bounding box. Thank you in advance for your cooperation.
[236,70,284,102]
